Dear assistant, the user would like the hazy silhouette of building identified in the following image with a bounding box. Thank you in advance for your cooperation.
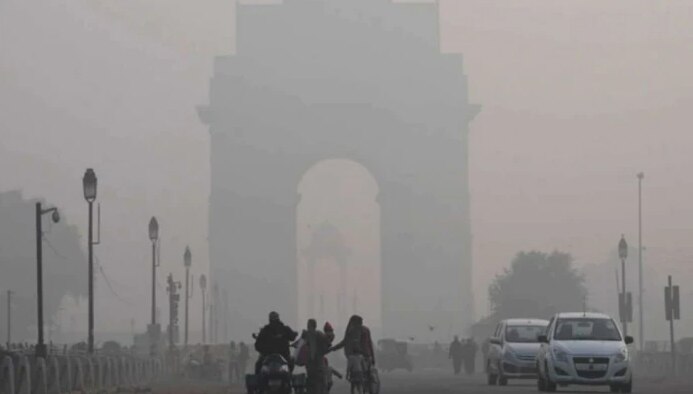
[199,0,480,338]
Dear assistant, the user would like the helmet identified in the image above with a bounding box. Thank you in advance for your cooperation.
[269,311,280,322]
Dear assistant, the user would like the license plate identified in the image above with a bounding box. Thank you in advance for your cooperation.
[268,380,282,388]
[575,363,608,371]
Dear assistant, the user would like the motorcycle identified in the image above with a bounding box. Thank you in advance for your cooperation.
[246,353,305,394]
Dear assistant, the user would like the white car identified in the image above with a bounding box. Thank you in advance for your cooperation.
[536,312,633,393]
[487,319,549,386]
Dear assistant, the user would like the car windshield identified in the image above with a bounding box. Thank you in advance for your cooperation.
[553,318,622,341]
[505,325,547,343]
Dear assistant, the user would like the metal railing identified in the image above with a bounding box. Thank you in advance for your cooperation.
[0,352,166,394]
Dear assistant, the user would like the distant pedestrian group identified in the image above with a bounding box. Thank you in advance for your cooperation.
[228,341,250,383]
[449,336,478,375]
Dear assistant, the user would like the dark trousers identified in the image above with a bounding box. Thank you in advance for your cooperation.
[306,360,326,394]
[452,358,462,375]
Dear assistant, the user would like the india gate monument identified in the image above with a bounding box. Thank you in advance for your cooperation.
[199,0,479,339]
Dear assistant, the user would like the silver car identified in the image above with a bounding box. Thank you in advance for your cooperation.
[487,319,549,386]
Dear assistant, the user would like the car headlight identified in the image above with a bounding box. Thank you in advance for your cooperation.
[614,348,629,363]
[552,348,569,363]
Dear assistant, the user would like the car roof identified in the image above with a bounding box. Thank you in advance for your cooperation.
[554,312,612,319]
[503,318,550,326]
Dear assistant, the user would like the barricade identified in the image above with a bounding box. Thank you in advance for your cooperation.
[0,352,165,394]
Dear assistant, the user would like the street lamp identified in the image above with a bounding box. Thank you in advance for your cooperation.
[200,274,207,344]
[82,168,98,354]
[35,202,60,358]
[184,246,192,347]
[619,235,629,336]
[148,217,160,354]
[637,172,645,350]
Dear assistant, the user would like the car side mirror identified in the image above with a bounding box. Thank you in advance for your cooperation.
[537,335,549,343]
[624,336,634,345]
[489,338,501,346]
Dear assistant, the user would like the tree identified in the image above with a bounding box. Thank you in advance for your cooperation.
[489,251,587,321]
[0,191,87,342]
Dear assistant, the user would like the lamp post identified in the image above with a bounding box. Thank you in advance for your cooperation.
[36,202,60,358]
[148,217,160,354]
[200,274,207,344]
[618,235,629,336]
[6,290,13,347]
[637,172,644,350]
[184,246,192,347]
[82,168,97,354]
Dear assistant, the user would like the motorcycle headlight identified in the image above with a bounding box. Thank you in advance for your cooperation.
[552,348,569,363]
[614,348,629,363]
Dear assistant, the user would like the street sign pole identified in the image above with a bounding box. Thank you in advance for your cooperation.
[665,275,680,376]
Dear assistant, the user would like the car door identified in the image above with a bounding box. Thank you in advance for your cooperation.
[489,322,504,372]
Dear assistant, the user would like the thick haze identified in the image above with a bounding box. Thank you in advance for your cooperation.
[1,0,693,340]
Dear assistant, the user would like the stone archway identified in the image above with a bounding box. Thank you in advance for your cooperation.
[200,0,479,339]
[297,159,381,331]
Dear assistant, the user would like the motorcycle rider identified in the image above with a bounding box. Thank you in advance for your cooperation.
[330,315,375,380]
[254,311,298,375]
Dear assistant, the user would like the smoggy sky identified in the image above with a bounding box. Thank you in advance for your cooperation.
[1,0,692,335]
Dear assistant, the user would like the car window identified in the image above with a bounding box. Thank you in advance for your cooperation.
[505,325,548,343]
[553,318,622,341]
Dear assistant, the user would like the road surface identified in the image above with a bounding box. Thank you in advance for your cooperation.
[365,371,692,393]
[154,371,692,393]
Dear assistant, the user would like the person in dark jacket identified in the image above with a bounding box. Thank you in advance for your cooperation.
[449,336,463,375]
[301,319,331,394]
[254,311,298,375]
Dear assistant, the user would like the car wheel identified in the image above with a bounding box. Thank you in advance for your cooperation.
[487,372,498,386]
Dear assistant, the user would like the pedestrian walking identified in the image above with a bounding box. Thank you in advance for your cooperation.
[448,336,463,375]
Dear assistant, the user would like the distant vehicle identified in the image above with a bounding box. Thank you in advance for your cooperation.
[376,339,413,373]
[536,312,633,393]
[486,318,549,386]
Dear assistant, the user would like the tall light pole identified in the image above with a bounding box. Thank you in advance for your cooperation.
[200,274,207,344]
[6,290,13,347]
[183,246,192,347]
[82,168,98,354]
[36,202,60,358]
[637,172,644,350]
[148,217,160,354]
[618,235,629,336]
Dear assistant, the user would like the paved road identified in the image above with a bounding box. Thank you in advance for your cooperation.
[329,371,693,394]
[155,371,692,394]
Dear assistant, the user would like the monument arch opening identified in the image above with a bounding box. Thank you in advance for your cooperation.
[297,159,381,333]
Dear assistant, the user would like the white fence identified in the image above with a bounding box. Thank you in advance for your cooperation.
[0,353,166,394]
